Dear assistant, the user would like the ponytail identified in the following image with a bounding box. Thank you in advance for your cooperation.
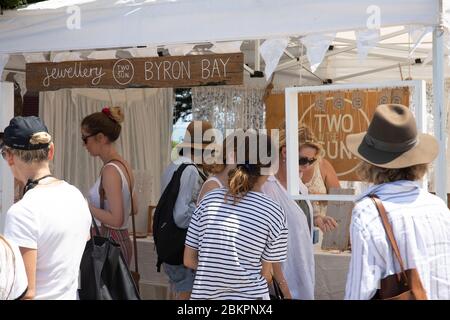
[226,164,260,204]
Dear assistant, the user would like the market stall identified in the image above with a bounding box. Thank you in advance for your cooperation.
[0,0,449,299]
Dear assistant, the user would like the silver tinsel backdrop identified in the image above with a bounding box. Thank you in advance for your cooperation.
[191,86,266,133]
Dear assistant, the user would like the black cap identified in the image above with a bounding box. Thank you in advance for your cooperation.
[2,116,50,150]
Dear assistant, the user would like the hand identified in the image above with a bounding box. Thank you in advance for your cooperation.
[314,215,338,233]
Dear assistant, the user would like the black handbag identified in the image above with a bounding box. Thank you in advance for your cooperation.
[269,279,284,300]
[78,221,141,300]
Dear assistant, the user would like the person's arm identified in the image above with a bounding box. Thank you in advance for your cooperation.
[184,205,202,270]
[173,167,201,228]
[272,262,292,299]
[314,215,338,232]
[196,180,221,205]
[183,246,198,270]
[313,159,339,232]
[89,165,125,228]
[320,159,340,191]
[261,206,289,271]
[260,260,272,283]
[344,215,379,300]
[19,247,36,300]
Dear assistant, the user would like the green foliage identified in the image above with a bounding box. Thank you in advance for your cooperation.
[173,88,192,124]
[0,0,44,10]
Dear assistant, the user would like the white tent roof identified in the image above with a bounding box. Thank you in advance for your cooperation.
[0,0,442,54]
[0,0,448,199]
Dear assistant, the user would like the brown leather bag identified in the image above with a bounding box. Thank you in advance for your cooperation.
[369,195,427,300]
[100,159,140,289]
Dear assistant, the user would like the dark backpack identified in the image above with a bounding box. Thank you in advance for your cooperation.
[153,163,206,271]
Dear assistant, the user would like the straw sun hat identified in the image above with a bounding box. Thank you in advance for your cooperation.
[176,120,218,151]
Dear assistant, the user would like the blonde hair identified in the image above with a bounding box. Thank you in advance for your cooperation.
[357,162,428,184]
[109,107,125,124]
[277,122,323,157]
[5,131,52,163]
[227,167,259,202]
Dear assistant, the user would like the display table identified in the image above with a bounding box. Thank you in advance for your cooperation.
[313,247,351,300]
[133,236,351,300]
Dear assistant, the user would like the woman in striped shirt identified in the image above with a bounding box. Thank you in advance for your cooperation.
[184,132,289,300]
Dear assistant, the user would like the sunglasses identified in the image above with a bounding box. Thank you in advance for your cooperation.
[81,132,98,144]
[299,156,317,166]
[1,147,9,161]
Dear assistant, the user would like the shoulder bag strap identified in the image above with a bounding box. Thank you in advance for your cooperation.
[369,194,409,285]
[177,162,207,181]
[103,159,139,275]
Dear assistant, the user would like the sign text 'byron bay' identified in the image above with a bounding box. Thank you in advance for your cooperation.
[26,53,243,91]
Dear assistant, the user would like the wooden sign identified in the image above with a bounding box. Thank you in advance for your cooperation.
[321,188,354,252]
[26,53,243,91]
[265,87,410,181]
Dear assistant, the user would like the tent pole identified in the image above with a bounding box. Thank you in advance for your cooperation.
[0,82,15,233]
[432,1,447,202]
[255,40,261,72]
[333,60,418,82]
[276,29,410,73]
[334,37,430,54]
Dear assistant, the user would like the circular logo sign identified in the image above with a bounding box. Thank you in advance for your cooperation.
[299,97,370,179]
[113,59,134,85]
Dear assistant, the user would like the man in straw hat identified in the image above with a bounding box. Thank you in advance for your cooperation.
[344,104,450,300]
[158,120,215,300]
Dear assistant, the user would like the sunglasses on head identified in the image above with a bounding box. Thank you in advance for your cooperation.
[81,132,97,144]
[299,156,317,166]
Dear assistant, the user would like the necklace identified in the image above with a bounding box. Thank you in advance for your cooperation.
[23,174,54,195]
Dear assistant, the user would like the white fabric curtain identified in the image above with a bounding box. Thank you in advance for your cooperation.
[192,86,265,133]
[39,88,173,233]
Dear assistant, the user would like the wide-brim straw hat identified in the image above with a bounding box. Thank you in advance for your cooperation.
[346,104,438,169]
[176,120,219,151]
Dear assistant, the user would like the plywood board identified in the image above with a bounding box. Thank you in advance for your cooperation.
[265,88,410,181]
[27,53,243,91]
[321,188,354,251]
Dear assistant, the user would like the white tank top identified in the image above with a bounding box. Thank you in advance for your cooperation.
[88,163,132,230]
[205,176,224,188]
[197,176,225,205]
[304,163,327,217]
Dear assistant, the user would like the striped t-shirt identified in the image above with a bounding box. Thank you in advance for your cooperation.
[185,188,288,300]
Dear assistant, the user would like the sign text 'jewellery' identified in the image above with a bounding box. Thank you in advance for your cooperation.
[26,53,243,91]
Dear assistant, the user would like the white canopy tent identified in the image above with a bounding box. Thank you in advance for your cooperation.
[0,0,442,53]
[0,0,448,228]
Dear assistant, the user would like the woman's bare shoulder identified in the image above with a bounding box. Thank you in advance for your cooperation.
[202,179,222,193]
[320,158,336,173]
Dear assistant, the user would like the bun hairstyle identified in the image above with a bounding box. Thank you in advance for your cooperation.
[29,132,52,145]
[226,131,273,203]
[81,106,124,142]
[278,122,323,157]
